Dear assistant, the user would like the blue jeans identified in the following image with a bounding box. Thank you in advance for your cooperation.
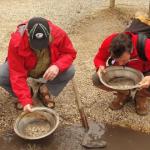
[0,62,75,96]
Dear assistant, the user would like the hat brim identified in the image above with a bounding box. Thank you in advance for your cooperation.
[29,38,49,50]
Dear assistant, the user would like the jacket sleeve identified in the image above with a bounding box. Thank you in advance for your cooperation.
[8,34,32,107]
[53,32,77,72]
[94,34,117,70]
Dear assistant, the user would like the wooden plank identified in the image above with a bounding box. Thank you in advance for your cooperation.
[110,0,115,8]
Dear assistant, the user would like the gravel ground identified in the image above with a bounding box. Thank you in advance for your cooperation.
[0,0,150,134]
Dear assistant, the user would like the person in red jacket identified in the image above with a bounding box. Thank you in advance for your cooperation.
[93,32,150,115]
[0,17,76,112]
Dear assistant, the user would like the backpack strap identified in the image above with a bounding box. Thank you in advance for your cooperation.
[137,33,147,61]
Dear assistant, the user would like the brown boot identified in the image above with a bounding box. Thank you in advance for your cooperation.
[38,84,55,108]
[135,89,149,116]
[109,91,132,110]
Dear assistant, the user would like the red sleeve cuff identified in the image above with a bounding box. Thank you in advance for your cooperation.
[20,97,33,107]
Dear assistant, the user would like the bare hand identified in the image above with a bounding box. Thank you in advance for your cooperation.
[97,66,106,77]
[23,104,33,112]
[43,65,59,81]
[139,76,150,88]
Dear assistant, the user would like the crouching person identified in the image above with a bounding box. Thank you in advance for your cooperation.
[92,31,150,116]
[0,17,76,112]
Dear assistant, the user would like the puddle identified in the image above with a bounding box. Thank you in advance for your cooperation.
[103,125,150,150]
[0,124,150,150]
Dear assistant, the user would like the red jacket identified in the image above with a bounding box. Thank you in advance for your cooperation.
[8,21,77,106]
[94,32,150,72]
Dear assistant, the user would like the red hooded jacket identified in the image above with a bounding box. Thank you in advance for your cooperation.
[7,21,76,106]
[94,32,150,72]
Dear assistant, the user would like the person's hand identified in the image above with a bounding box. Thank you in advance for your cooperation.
[97,66,106,77]
[43,65,59,81]
[23,104,33,112]
[139,76,150,88]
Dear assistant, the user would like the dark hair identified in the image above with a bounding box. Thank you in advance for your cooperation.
[110,33,132,58]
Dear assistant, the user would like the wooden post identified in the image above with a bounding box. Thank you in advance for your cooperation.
[110,0,115,8]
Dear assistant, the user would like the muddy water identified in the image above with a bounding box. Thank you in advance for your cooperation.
[0,124,150,150]
[108,77,135,89]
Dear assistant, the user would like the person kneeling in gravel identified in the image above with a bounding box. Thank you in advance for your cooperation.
[0,17,76,112]
[92,13,150,116]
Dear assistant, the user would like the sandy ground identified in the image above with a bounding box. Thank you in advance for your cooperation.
[0,0,150,135]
